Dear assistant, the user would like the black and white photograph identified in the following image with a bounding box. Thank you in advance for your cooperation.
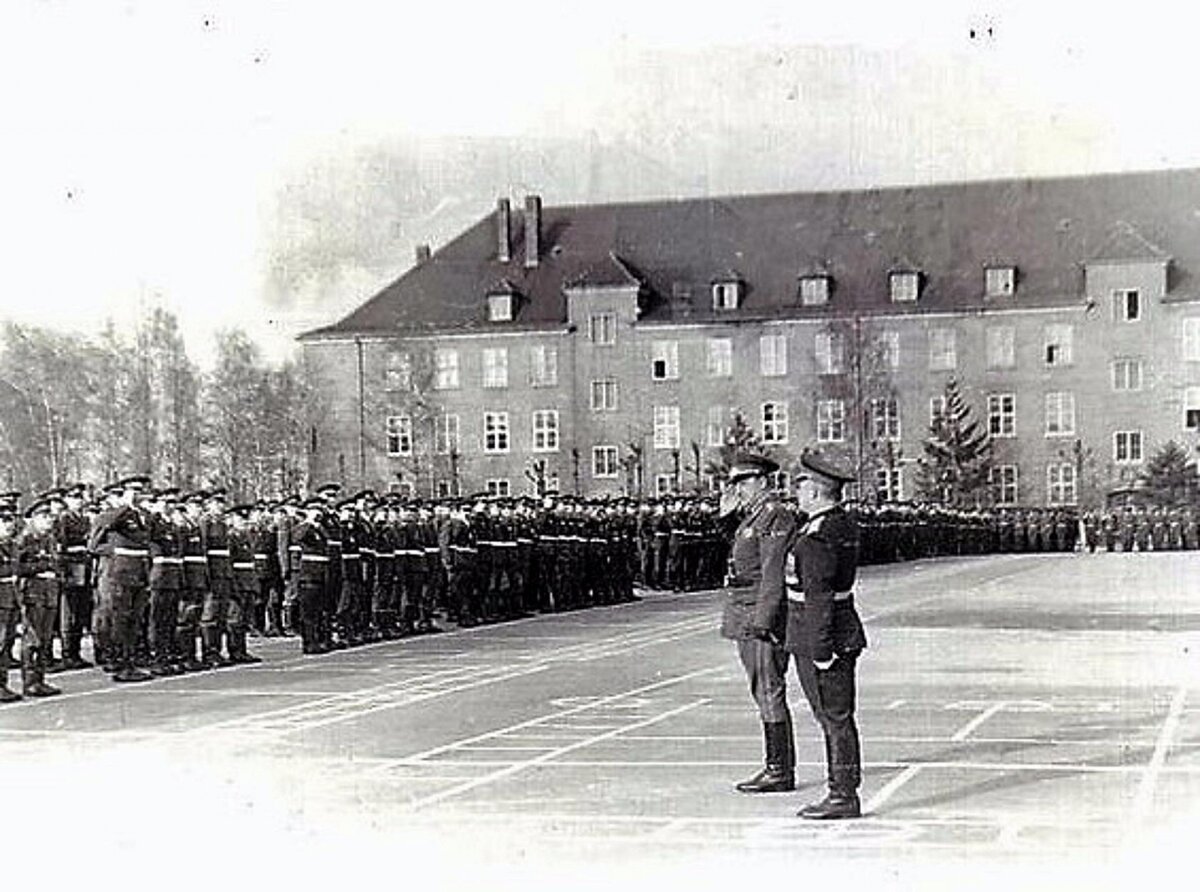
[2,2,1199,888]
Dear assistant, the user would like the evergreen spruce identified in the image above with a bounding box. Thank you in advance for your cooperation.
[915,378,993,507]
[1137,440,1199,507]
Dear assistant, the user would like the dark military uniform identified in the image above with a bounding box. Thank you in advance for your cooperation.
[0,520,20,701]
[89,490,154,682]
[55,500,94,669]
[17,515,63,696]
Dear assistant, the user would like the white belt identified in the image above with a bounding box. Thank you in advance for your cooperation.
[254,553,268,560]
[207,549,231,557]
[343,553,361,560]
[517,538,534,545]
[301,554,330,563]
[233,562,255,570]
[152,557,184,565]
[288,545,302,552]
[495,541,518,548]
[65,545,88,554]
[327,540,343,548]
[361,548,377,556]
[0,575,15,583]
[183,556,207,564]
[113,547,148,557]
[35,570,57,580]
[786,590,853,604]
[423,547,439,553]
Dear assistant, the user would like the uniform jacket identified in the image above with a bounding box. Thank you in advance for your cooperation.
[89,504,151,587]
[783,505,867,662]
[289,519,328,586]
[18,527,61,607]
[148,512,184,591]
[55,509,92,588]
[0,532,17,612]
[719,493,795,642]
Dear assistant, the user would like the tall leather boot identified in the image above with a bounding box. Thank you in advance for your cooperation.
[200,627,226,668]
[24,649,61,697]
[735,721,796,793]
[229,629,261,665]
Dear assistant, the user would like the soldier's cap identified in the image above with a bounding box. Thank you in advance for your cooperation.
[225,503,255,517]
[315,482,342,496]
[184,490,208,503]
[206,487,228,501]
[351,489,377,503]
[0,490,22,501]
[793,447,856,485]
[154,486,181,500]
[65,482,88,495]
[727,453,779,484]
[302,496,325,510]
[23,497,55,519]
[106,475,151,493]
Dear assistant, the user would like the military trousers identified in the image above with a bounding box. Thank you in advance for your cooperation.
[148,585,179,662]
[21,596,57,683]
[794,652,862,795]
[95,577,149,668]
[0,597,17,688]
[736,638,792,724]
[60,584,92,660]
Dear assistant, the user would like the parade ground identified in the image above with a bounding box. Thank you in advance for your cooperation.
[3,552,1199,890]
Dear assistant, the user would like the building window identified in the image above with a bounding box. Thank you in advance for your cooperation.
[653,405,681,449]
[869,397,901,442]
[532,410,559,453]
[929,328,957,371]
[1046,464,1077,507]
[530,345,558,387]
[760,334,788,376]
[930,396,948,427]
[799,275,830,306]
[1186,386,1200,431]
[762,402,789,444]
[543,473,561,495]
[589,312,616,345]
[655,473,677,496]
[1111,358,1143,392]
[987,393,1016,438]
[991,465,1019,505]
[1044,324,1074,367]
[482,347,508,388]
[385,415,413,456]
[434,348,459,390]
[879,330,900,370]
[889,271,920,303]
[487,293,513,322]
[434,414,460,455]
[1112,289,1141,323]
[384,351,412,391]
[712,281,740,310]
[985,266,1016,298]
[590,379,617,411]
[816,399,845,443]
[875,467,902,502]
[815,331,845,375]
[1044,391,1076,437]
[486,478,510,497]
[651,340,680,380]
[1113,430,1144,464]
[1184,318,1200,361]
[706,406,728,447]
[483,411,510,453]
[592,445,619,478]
[707,338,733,377]
[436,479,456,498]
[986,326,1016,369]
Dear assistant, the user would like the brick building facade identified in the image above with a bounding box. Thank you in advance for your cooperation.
[299,170,1200,506]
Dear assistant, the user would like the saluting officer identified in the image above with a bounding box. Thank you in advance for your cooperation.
[719,453,798,794]
[784,448,867,820]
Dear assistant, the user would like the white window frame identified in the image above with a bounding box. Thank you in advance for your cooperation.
[383,350,412,392]
[879,330,900,370]
[482,347,508,389]
[1111,357,1143,392]
[589,312,616,346]
[985,266,1016,298]
[1186,386,1200,431]
[487,293,513,322]
[986,326,1016,370]
[706,338,733,377]
[706,406,727,448]
[991,464,1019,505]
[929,328,957,371]
[987,393,1016,439]
[532,410,560,453]
[592,445,619,479]
[483,411,510,454]
[530,345,558,387]
[760,334,788,377]
[655,473,677,496]
[712,281,740,310]
[889,271,920,303]
[434,348,460,390]
[1044,324,1074,367]
[1113,430,1144,464]
[1185,318,1200,361]
[485,478,510,497]
[1112,288,1141,323]
[1046,463,1077,507]
[815,331,845,375]
[385,415,413,457]
[930,396,948,427]
[434,413,460,455]
[651,340,680,380]
[799,275,830,306]
[869,397,901,442]
[762,402,789,444]
[875,466,903,502]
[435,479,456,498]
[590,379,617,412]
[653,405,681,450]
[1044,391,1076,437]
[816,399,845,443]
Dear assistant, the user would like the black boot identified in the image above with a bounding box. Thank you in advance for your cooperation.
[797,791,861,820]
[735,721,795,793]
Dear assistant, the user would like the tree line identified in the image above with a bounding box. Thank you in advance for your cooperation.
[0,309,311,500]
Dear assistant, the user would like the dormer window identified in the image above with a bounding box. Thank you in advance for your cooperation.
[487,293,513,322]
[798,275,831,306]
[889,271,921,303]
[712,279,741,310]
[985,266,1016,298]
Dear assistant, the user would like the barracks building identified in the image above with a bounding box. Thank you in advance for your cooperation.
[299,168,1200,507]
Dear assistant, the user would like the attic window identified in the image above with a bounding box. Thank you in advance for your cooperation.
[798,275,830,306]
[889,271,920,303]
[985,266,1016,298]
[487,293,513,322]
[712,281,741,311]
[671,282,693,303]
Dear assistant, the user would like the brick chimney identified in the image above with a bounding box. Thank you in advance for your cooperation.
[524,194,541,269]
[414,244,431,264]
[496,198,511,263]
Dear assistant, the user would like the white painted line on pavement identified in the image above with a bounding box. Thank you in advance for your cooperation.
[864,765,923,814]
[951,703,1008,741]
[1132,685,1188,825]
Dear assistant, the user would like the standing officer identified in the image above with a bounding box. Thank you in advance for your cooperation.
[784,448,866,820]
[0,500,21,702]
[55,483,94,670]
[718,453,797,794]
[17,496,64,697]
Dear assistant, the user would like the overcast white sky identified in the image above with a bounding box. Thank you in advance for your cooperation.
[4,0,1200,365]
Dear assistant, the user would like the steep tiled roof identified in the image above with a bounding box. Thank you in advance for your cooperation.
[300,168,1200,340]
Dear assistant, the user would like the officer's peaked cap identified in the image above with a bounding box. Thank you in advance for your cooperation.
[794,447,856,484]
[727,453,779,483]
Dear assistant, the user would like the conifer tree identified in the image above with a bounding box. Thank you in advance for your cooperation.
[1138,440,1198,507]
[915,377,993,507]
